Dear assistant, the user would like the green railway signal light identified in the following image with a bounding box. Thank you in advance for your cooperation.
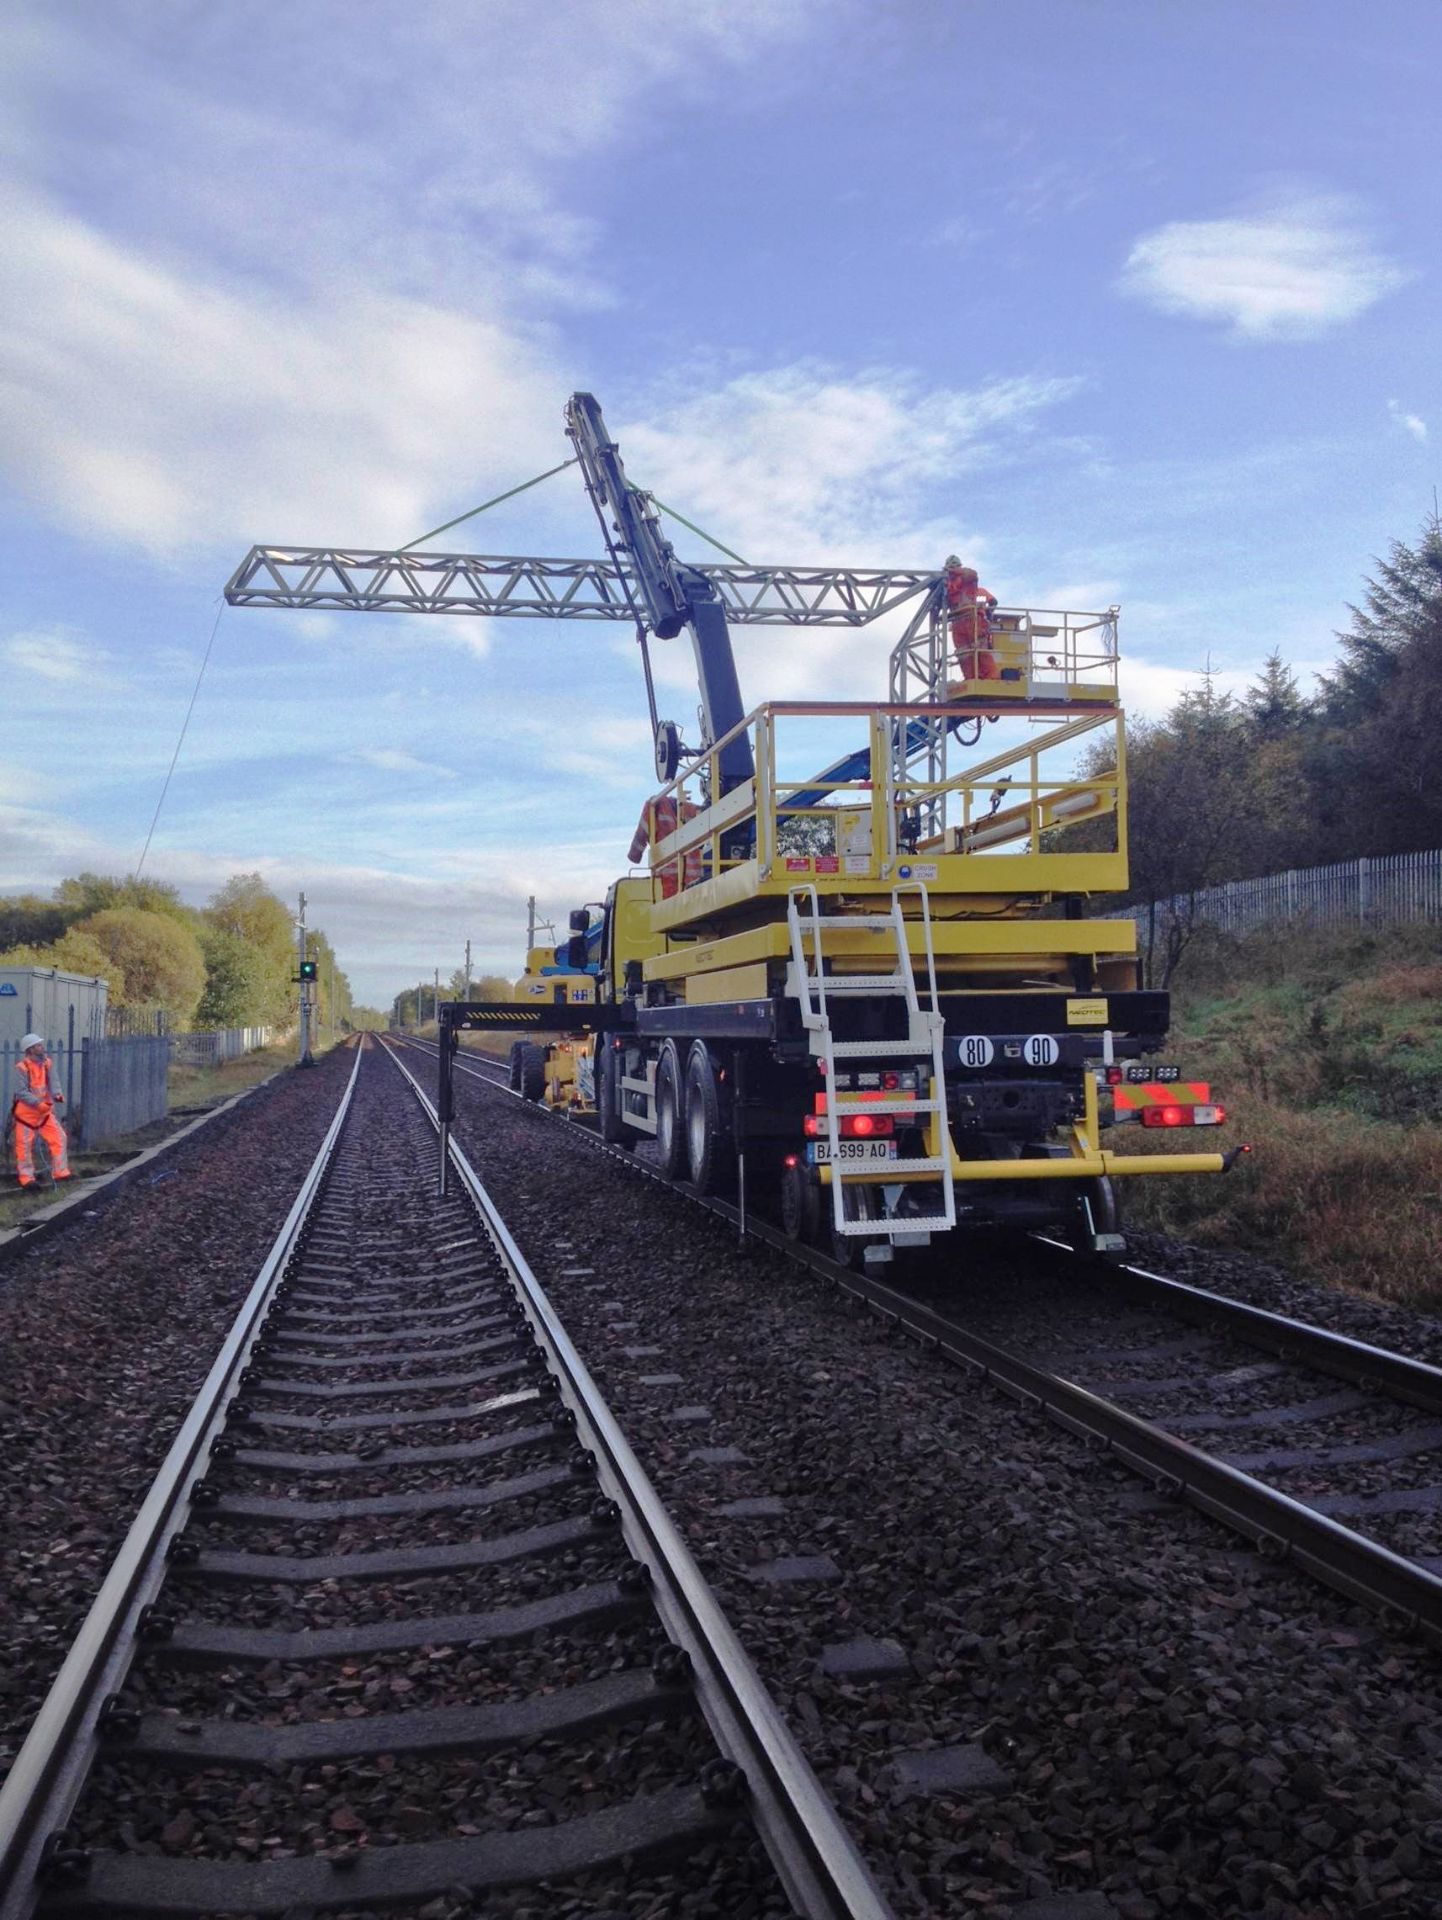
[298,960,318,982]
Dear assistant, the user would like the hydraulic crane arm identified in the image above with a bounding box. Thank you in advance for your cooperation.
[565,391,751,786]
[222,390,941,792]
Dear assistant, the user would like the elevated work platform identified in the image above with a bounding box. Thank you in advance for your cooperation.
[638,693,1127,935]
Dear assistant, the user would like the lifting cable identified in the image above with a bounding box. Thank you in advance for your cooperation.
[649,495,750,566]
[398,457,580,552]
[133,599,226,879]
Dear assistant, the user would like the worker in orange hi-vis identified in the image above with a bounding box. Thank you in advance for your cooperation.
[11,1033,73,1189]
[943,556,999,681]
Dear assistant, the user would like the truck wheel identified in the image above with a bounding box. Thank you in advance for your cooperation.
[654,1041,686,1178]
[684,1043,735,1195]
[780,1160,821,1243]
[598,1041,634,1150]
[507,1042,524,1091]
[518,1043,546,1103]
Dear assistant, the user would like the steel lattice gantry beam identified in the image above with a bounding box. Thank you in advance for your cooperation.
[223,547,940,628]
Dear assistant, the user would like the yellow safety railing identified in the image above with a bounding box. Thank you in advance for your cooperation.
[642,701,1126,911]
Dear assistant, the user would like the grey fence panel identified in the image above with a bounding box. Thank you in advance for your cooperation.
[171,1025,274,1068]
[77,1037,172,1149]
[2,1036,169,1158]
[2,1041,81,1168]
[1139,848,1442,938]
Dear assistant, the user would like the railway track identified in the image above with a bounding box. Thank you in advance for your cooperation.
[0,1037,892,1920]
[398,1033,1442,1649]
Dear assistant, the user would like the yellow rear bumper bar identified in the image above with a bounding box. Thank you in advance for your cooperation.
[821,1150,1226,1185]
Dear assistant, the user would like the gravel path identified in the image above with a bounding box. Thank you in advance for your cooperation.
[444,1063,1442,1920]
[0,1043,356,1781]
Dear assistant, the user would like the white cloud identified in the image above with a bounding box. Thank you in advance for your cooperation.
[349,747,457,779]
[0,1,820,561]
[1120,192,1407,341]
[5,625,117,686]
[618,362,1082,703]
[0,184,562,557]
[1388,399,1428,444]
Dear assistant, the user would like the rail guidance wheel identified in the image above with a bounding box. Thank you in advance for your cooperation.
[654,1040,686,1178]
[828,1181,879,1269]
[780,1159,822,1243]
[683,1042,735,1196]
[1070,1174,1122,1256]
[507,1041,524,1091]
[518,1042,546,1104]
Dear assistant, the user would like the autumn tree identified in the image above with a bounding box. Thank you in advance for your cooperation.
[195,924,265,1027]
[75,908,207,1026]
[56,873,199,928]
[205,874,297,1025]
[0,894,69,950]
[0,928,113,981]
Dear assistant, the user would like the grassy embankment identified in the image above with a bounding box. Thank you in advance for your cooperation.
[1115,924,1442,1305]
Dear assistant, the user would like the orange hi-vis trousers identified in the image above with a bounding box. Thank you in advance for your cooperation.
[13,1103,71,1186]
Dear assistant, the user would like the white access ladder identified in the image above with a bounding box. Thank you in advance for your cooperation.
[786,884,957,1251]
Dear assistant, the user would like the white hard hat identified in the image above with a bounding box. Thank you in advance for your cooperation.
[20,1033,45,1050]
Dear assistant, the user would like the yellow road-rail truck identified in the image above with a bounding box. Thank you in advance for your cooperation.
[226,393,1240,1266]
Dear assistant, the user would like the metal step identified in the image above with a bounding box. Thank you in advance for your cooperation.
[826,1099,942,1116]
[816,974,909,992]
[828,1155,951,1176]
[828,1039,934,1057]
[834,1213,949,1235]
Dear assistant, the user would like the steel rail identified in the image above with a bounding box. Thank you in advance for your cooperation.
[379,1039,895,1920]
[0,1042,365,1918]
[394,1036,1442,1649]
[1090,1251,1442,1417]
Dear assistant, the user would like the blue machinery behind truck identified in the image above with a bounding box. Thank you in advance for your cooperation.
[226,394,1241,1265]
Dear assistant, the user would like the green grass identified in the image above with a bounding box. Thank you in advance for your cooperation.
[1119,923,1442,1305]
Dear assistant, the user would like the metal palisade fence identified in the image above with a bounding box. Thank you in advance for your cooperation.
[2,1035,170,1153]
[171,1025,275,1068]
[1142,848,1442,936]
[3,1025,276,1157]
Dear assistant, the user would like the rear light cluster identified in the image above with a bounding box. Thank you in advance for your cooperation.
[803,1112,895,1139]
[828,1068,920,1092]
[1141,1104,1226,1128]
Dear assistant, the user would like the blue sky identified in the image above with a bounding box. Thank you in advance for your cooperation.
[1,0,1436,1007]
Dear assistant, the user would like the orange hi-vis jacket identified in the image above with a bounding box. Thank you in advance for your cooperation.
[13,1050,63,1114]
[944,566,999,680]
[11,1051,71,1183]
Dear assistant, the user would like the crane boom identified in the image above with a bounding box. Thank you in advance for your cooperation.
[223,548,936,626]
[222,390,941,791]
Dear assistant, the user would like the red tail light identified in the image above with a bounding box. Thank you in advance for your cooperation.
[1142,1105,1188,1129]
[1105,1066,1123,1085]
[804,1113,895,1139]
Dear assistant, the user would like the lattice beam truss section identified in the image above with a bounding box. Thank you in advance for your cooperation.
[224,547,940,628]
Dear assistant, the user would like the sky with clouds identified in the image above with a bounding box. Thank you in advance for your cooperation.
[1,0,1437,1007]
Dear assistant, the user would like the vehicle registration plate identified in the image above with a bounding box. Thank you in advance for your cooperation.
[807,1140,898,1165]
